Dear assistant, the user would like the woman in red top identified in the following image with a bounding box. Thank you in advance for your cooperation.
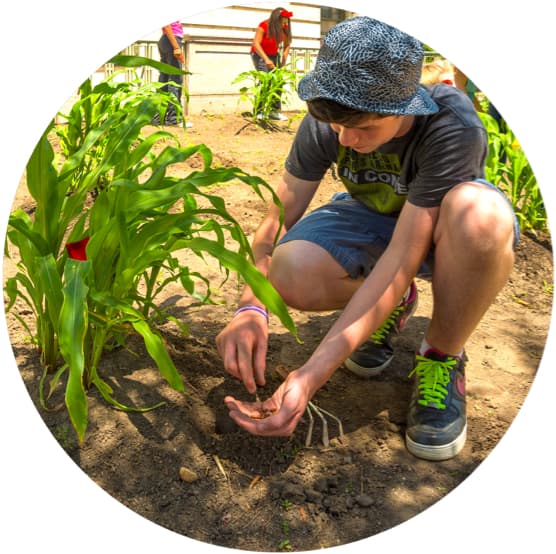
[250,7,293,120]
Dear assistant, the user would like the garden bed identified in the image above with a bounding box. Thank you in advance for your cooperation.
[4,112,553,552]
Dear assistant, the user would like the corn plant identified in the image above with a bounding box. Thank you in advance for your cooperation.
[4,58,296,442]
[55,54,185,193]
[479,112,546,233]
[233,64,297,122]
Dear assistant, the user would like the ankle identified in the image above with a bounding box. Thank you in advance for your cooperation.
[419,338,464,359]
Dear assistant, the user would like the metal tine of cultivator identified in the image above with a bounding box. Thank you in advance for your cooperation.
[308,401,329,447]
[304,401,315,447]
[314,406,344,442]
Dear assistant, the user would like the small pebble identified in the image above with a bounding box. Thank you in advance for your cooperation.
[179,467,199,483]
[354,493,375,507]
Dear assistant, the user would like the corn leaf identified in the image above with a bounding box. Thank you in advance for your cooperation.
[175,237,297,337]
[132,320,184,392]
[88,290,185,392]
[92,374,166,412]
[37,254,64,327]
[109,54,187,76]
[58,259,91,442]
[8,211,51,256]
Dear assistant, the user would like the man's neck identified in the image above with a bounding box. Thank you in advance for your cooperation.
[395,115,415,137]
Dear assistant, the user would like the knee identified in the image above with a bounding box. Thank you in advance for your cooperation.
[437,182,516,252]
[268,243,313,309]
[268,240,343,310]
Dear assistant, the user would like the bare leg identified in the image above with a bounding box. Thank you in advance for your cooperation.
[427,182,516,355]
[269,240,363,311]
[269,181,516,356]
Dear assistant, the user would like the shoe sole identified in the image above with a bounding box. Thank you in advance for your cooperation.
[405,423,467,461]
[343,355,393,377]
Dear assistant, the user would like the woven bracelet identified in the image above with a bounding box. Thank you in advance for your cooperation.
[233,305,269,323]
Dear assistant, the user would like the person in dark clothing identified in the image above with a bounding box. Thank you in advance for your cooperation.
[153,21,191,127]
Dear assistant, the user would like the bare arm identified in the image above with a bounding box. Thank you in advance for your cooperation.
[281,44,291,68]
[225,201,439,435]
[299,200,438,393]
[239,170,320,307]
[252,26,275,69]
[216,170,320,392]
[162,25,184,63]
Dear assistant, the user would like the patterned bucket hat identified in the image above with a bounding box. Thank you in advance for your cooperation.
[298,16,438,116]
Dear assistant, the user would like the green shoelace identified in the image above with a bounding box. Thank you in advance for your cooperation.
[409,355,457,409]
[371,305,404,344]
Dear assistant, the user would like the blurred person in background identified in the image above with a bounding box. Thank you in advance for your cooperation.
[250,7,293,120]
[153,21,192,127]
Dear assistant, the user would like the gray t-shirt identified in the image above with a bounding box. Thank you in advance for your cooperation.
[285,84,488,214]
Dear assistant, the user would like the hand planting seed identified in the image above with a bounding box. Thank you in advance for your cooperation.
[249,407,277,420]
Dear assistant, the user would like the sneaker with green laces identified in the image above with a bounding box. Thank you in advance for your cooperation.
[405,349,467,461]
[344,281,418,377]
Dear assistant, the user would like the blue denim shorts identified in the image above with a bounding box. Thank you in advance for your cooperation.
[278,180,520,280]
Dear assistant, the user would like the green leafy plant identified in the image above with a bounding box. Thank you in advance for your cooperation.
[281,499,293,511]
[233,64,297,122]
[479,112,546,233]
[278,539,292,552]
[5,57,296,442]
[55,55,186,193]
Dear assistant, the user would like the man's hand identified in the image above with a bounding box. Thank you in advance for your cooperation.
[173,48,185,63]
[215,309,269,394]
[224,369,311,437]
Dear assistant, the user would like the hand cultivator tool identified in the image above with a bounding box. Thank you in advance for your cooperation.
[275,365,344,447]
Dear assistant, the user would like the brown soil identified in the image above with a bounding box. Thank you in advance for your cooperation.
[4,112,553,552]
